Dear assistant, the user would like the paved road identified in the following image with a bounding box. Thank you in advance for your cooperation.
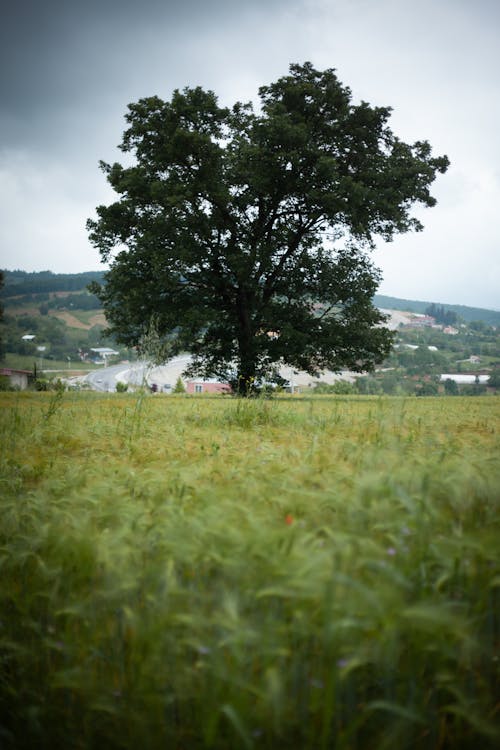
[81,353,357,392]
[83,355,193,392]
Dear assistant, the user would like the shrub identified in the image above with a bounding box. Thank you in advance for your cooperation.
[0,374,14,391]
[173,376,186,394]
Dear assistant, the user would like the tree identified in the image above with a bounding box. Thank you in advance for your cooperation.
[443,378,459,395]
[425,303,458,326]
[416,381,439,396]
[88,62,449,395]
[488,368,500,389]
[173,376,186,394]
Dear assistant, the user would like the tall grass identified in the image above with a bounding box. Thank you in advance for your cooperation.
[0,392,499,748]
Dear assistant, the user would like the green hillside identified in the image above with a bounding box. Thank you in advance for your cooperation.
[1,269,105,297]
[0,270,117,367]
[374,294,500,326]
[2,271,498,325]
[1,272,498,385]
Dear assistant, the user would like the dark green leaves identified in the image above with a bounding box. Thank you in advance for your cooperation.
[88,62,448,391]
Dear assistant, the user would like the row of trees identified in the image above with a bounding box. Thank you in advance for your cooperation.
[1,271,104,297]
[313,374,496,397]
[424,303,458,326]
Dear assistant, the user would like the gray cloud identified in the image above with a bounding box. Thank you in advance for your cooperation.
[0,0,499,308]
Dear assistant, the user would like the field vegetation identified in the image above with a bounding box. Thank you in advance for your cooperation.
[0,392,498,748]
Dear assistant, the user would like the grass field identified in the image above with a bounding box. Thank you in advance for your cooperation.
[0,392,499,749]
[2,353,104,373]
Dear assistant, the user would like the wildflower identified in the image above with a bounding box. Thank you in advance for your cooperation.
[285,514,294,525]
[387,547,396,556]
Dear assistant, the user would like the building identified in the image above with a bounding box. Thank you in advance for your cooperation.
[186,379,231,394]
[0,368,33,390]
[439,373,489,385]
[403,314,436,329]
[89,347,119,364]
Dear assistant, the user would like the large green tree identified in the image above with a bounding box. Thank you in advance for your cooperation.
[88,62,448,394]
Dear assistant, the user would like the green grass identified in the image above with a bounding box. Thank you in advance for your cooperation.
[0,393,499,749]
[2,353,103,372]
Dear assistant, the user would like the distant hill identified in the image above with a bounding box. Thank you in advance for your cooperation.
[1,271,498,326]
[373,294,500,326]
[1,270,105,297]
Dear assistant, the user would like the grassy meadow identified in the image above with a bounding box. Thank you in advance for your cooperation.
[0,391,499,749]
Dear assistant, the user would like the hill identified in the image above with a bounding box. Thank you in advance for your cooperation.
[373,294,500,326]
[0,270,114,366]
[1,269,105,297]
[1,271,499,379]
[2,271,499,325]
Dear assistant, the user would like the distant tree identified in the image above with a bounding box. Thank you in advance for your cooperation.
[379,371,401,394]
[88,62,449,395]
[462,383,486,396]
[425,303,457,326]
[313,380,356,394]
[415,381,439,396]
[443,378,459,395]
[355,375,382,395]
[469,320,486,333]
[487,368,500,389]
[173,376,186,394]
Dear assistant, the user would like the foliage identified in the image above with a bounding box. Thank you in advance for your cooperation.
[173,375,186,393]
[373,294,500,327]
[488,367,500,389]
[462,383,487,396]
[137,314,172,366]
[0,269,105,297]
[45,292,102,311]
[88,62,448,395]
[34,377,66,393]
[0,393,498,749]
[0,374,14,391]
[116,381,128,392]
[313,380,357,394]
[355,374,382,394]
[443,377,459,395]
[415,381,439,396]
[424,302,458,326]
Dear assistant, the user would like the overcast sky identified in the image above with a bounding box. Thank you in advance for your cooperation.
[1,0,499,308]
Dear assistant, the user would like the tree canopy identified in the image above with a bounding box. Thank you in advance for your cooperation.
[88,62,448,394]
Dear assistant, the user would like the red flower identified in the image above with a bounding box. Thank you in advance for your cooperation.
[285,514,294,525]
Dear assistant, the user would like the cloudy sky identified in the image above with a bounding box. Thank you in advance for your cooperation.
[1,0,498,308]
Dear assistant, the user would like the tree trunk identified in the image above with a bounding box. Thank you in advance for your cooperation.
[235,287,256,397]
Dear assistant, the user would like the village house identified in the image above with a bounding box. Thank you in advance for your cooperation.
[403,314,436,329]
[0,368,33,390]
[186,379,231,395]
